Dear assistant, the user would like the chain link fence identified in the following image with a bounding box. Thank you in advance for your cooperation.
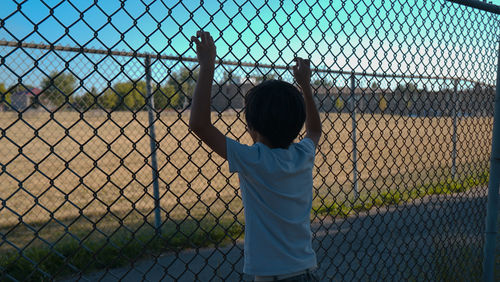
[0,0,498,281]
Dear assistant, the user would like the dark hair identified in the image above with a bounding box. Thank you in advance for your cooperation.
[245,80,306,149]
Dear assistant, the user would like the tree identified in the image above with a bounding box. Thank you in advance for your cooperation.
[96,80,184,111]
[111,81,146,111]
[379,94,387,111]
[40,71,77,108]
[70,87,98,111]
[153,84,182,110]
[8,84,36,94]
[406,83,417,93]
[313,77,334,88]
[397,82,416,93]
[335,96,344,110]
[153,85,169,110]
[220,69,241,85]
[168,67,198,100]
[166,67,199,109]
[473,82,482,93]
[98,89,119,110]
[254,73,277,83]
[0,83,7,110]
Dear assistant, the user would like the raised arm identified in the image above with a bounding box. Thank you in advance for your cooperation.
[293,58,322,146]
[189,31,227,159]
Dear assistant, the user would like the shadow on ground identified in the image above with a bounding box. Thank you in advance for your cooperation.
[68,187,489,281]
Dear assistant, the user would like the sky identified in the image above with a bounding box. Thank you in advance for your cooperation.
[0,0,498,93]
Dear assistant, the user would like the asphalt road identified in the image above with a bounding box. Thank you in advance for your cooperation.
[67,187,493,281]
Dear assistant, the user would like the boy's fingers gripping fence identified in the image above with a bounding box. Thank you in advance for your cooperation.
[0,0,497,281]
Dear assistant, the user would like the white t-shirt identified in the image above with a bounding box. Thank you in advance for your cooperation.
[226,137,317,275]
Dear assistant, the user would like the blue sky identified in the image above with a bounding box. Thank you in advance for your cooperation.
[0,0,498,92]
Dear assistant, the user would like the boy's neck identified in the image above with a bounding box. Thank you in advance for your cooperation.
[250,129,290,149]
[255,136,273,148]
[251,130,272,148]
[255,136,292,149]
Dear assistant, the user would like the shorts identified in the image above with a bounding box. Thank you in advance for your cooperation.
[254,268,319,282]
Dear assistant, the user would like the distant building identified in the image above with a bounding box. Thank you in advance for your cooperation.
[207,80,494,118]
[314,85,385,113]
[211,82,253,111]
[11,88,41,111]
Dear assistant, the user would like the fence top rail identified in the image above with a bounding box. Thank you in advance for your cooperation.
[446,0,500,15]
[0,40,493,87]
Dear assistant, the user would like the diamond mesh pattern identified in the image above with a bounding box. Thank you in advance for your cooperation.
[0,0,498,281]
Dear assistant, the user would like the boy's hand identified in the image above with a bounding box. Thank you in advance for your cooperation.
[191,31,216,68]
[293,57,311,89]
[293,57,321,146]
[189,30,227,159]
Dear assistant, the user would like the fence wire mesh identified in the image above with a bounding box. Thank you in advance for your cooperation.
[0,0,499,281]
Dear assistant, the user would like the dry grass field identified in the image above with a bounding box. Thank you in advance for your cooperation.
[0,110,492,250]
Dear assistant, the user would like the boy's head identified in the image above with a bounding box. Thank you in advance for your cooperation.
[245,80,306,149]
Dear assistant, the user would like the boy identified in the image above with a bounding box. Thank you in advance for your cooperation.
[189,31,321,281]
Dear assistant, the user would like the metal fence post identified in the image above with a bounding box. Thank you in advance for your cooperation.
[483,42,500,282]
[451,79,458,179]
[145,55,162,235]
[350,73,359,201]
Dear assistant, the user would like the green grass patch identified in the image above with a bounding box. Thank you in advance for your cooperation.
[0,218,243,281]
[313,170,489,217]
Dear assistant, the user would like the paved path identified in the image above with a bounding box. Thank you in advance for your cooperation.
[67,187,491,281]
